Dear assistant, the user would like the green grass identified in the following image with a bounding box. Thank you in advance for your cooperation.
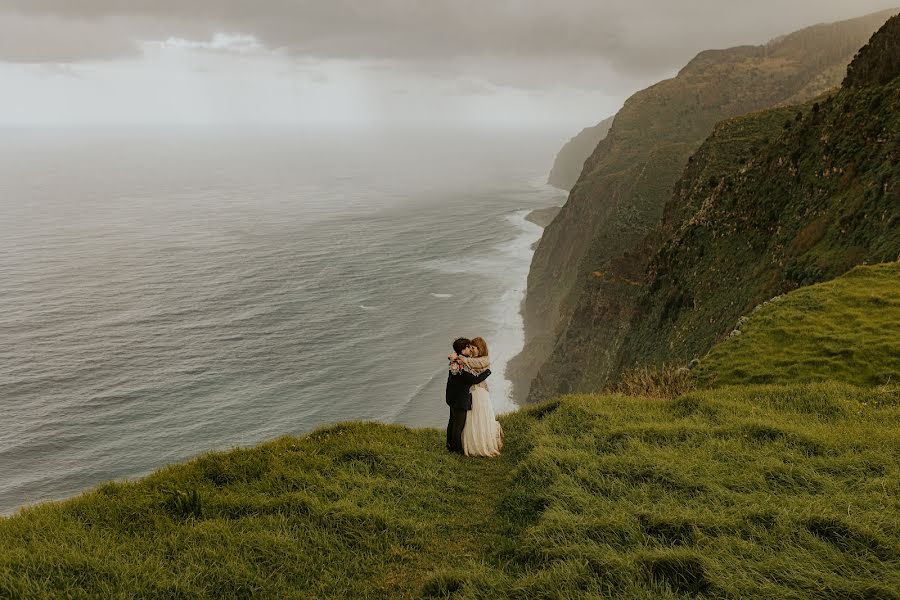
[696,263,900,388]
[0,422,513,598]
[488,385,900,599]
[2,383,898,598]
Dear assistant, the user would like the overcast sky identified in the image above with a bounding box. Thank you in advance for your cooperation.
[1,1,898,130]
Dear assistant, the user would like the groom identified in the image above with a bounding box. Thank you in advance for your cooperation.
[445,337,491,454]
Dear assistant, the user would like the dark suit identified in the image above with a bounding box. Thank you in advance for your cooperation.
[445,367,491,453]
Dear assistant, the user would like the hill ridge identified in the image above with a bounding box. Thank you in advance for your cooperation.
[521,9,900,401]
[845,13,900,87]
[548,115,615,190]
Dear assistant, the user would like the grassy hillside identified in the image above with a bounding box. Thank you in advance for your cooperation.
[514,9,896,402]
[696,263,900,388]
[605,72,900,389]
[2,382,899,598]
[0,422,511,598]
[487,385,900,599]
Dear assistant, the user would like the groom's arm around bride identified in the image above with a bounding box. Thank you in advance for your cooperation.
[450,368,492,389]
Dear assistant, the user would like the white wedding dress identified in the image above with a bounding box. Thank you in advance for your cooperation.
[462,385,504,457]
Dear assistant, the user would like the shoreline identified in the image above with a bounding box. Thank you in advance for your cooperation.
[483,208,546,414]
[506,203,559,401]
[524,206,561,250]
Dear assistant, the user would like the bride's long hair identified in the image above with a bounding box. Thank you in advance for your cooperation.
[471,337,489,357]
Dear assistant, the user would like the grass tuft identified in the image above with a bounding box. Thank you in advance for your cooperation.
[638,550,713,595]
[160,487,203,520]
[612,364,695,398]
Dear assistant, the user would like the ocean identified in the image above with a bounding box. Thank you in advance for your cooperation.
[0,127,566,515]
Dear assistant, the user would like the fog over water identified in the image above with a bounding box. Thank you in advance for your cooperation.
[0,127,565,514]
[4,1,898,130]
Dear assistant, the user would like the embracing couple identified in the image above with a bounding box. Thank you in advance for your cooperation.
[445,336,504,457]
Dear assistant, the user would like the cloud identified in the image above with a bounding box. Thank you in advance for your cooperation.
[1,1,898,90]
[0,13,140,63]
[453,78,496,97]
[155,33,262,54]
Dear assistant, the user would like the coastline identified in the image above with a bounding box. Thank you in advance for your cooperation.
[524,206,560,251]
[482,209,545,414]
[506,203,561,402]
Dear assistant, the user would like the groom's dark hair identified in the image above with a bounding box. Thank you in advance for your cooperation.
[452,338,472,354]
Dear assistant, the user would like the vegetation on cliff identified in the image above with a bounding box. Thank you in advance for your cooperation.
[605,68,900,390]
[523,10,900,401]
[516,9,897,402]
[696,263,900,388]
[845,13,900,88]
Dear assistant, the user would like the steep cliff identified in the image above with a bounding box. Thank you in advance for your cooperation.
[527,13,900,400]
[514,9,898,401]
[547,116,615,190]
[844,12,900,88]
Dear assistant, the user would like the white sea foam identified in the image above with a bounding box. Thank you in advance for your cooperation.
[430,293,453,298]
[485,206,547,414]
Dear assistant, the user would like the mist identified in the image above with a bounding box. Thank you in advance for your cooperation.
[2,1,899,130]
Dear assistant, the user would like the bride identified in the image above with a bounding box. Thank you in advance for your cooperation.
[453,337,503,457]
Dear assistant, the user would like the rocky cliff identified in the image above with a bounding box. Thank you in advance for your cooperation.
[513,9,899,402]
[547,116,615,190]
[524,12,900,401]
[845,12,900,88]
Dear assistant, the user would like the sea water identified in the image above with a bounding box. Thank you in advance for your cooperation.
[0,127,567,515]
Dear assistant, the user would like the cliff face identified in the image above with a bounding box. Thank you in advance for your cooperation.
[547,116,615,190]
[513,10,898,402]
[525,13,900,401]
[844,13,900,88]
